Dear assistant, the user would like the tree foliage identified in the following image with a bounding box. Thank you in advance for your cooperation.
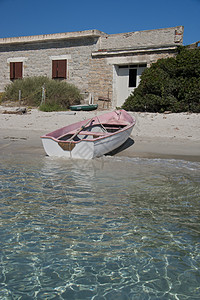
[122,46,200,113]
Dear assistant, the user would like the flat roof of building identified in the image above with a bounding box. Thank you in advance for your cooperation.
[0,29,106,45]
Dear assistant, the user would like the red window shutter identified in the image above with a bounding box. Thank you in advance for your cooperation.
[15,62,23,79]
[52,60,67,79]
[10,62,14,79]
[52,60,57,79]
[57,60,66,78]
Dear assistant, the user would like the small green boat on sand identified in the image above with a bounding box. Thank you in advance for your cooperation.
[70,104,98,111]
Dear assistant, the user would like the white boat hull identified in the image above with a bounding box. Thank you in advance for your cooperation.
[42,138,94,159]
[42,125,133,159]
[41,110,135,159]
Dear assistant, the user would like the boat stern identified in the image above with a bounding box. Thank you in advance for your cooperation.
[41,137,94,159]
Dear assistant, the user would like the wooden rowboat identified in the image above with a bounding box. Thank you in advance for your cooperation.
[70,104,98,111]
[41,109,135,159]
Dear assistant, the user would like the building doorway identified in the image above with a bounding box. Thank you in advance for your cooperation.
[115,64,146,107]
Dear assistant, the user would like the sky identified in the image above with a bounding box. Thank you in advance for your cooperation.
[0,0,199,45]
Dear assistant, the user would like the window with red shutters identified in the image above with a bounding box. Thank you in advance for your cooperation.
[10,62,23,80]
[52,60,67,79]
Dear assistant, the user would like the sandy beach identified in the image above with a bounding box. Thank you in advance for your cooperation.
[0,105,199,161]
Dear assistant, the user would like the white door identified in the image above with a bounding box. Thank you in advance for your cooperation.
[116,65,146,107]
[116,66,133,107]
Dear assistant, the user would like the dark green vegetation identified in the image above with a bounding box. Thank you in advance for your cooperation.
[1,76,82,111]
[122,46,200,113]
[0,92,4,103]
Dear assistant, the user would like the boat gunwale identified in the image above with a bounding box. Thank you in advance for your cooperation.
[41,122,135,144]
[41,110,136,145]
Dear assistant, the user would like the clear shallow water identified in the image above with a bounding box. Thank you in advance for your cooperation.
[0,154,200,300]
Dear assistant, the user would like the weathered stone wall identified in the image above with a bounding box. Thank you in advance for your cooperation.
[99,26,184,50]
[0,37,99,93]
[0,27,184,107]
[88,57,113,107]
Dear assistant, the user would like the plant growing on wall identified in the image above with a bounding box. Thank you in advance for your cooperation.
[122,46,200,113]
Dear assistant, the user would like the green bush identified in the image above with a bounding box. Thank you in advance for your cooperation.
[122,46,200,113]
[39,101,64,112]
[1,76,82,111]
[0,92,4,104]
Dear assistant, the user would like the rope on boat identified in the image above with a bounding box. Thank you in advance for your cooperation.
[95,116,108,132]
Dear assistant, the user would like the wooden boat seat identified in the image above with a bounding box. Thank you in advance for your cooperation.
[78,130,109,136]
[58,130,109,140]
[105,120,129,126]
[104,126,121,130]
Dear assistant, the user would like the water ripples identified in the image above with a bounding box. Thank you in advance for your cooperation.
[0,155,200,299]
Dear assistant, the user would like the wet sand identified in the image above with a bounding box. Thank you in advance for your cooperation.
[0,106,199,161]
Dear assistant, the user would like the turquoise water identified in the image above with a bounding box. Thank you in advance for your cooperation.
[0,154,200,299]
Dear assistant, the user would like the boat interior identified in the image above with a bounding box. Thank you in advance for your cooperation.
[58,123,127,142]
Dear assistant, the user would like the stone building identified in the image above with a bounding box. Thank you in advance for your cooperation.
[0,26,184,108]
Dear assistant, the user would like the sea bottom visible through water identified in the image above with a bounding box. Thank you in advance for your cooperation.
[0,154,199,300]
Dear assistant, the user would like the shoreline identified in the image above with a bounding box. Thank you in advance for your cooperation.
[0,106,200,162]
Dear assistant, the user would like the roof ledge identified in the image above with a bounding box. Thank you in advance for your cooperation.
[0,30,106,45]
[92,45,178,57]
